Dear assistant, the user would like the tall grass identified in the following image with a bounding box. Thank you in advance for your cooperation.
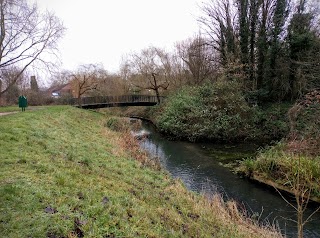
[239,143,320,199]
[0,106,282,237]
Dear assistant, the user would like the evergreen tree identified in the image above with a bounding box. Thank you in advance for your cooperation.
[248,0,260,85]
[288,0,319,99]
[199,0,319,102]
[238,0,249,71]
[256,0,271,91]
[270,0,289,79]
[267,0,290,100]
[30,76,39,92]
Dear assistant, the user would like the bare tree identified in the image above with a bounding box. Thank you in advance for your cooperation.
[175,35,215,85]
[49,69,72,87]
[70,64,101,106]
[94,73,129,97]
[127,47,171,103]
[119,57,134,93]
[198,0,238,66]
[0,0,65,97]
[1,66,23,103]
[166,51,186,89]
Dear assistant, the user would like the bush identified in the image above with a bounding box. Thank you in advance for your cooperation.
[25,90,63,106]
[253,103,291,141]
[156,81,255,142]
[104,117,130,132]
[287,90,320,155]
[240,90,320,201]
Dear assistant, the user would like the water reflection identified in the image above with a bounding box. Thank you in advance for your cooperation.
[138,121,320,238]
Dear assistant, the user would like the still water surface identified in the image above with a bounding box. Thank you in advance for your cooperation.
[138,121,320,238]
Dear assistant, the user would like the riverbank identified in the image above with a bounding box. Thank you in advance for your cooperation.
[251,173,320,204]
[239,93,320,204]
[0,106,281,237]
[238,143,320,203]
[103,104,320,208]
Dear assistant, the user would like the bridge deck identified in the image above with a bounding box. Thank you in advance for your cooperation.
[70,95,164,109]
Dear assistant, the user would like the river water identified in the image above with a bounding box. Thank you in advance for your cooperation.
[137,120,320,238]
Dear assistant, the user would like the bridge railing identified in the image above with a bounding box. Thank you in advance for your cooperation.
[69,94,165,106]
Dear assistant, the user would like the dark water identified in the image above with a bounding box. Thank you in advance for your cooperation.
[138,121,320,238]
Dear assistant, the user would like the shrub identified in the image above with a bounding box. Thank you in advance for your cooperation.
[240,90,320,202]
[104,117,130,132]
[253,103,291,141]
[156,81,255,142]
[287,90,320,155]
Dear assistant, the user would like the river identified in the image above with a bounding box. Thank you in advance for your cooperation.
[137,120,320,238]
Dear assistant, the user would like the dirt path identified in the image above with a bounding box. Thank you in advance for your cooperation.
[0,111,19,116]
[0,107,46,117]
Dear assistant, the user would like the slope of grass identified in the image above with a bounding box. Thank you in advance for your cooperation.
[0,106,20,113]
[0,106,281,237]
[239,143,320,201]
[0,105,46,113]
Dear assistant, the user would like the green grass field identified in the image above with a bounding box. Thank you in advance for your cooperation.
[0,106,281,237]
[0,105,47,113]
[0,106,20,113]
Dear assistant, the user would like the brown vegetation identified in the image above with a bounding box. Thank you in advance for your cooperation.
[287,89,320,156]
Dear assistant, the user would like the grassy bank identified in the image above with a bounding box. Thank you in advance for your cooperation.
[239,91,320,202]
[239,143,320,202]
[0,106,20,113]
[0,105,46,113]
[0,106,281,237]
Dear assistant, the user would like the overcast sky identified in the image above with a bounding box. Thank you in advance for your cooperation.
[35,0,203,73]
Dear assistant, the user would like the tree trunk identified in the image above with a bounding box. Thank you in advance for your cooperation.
[77,91,82,108]
[249,0,259,87]
[257,29,267,90]
[0,79,2,105]
[155,88,161,104]
[152,73,161,104]
[297,207,303,238]
[238,0,249,73]
[289,61,297,100]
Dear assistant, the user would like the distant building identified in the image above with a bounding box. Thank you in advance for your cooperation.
[47,83,73,98]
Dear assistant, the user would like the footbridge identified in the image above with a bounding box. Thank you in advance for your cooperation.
[70,95,165,109]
